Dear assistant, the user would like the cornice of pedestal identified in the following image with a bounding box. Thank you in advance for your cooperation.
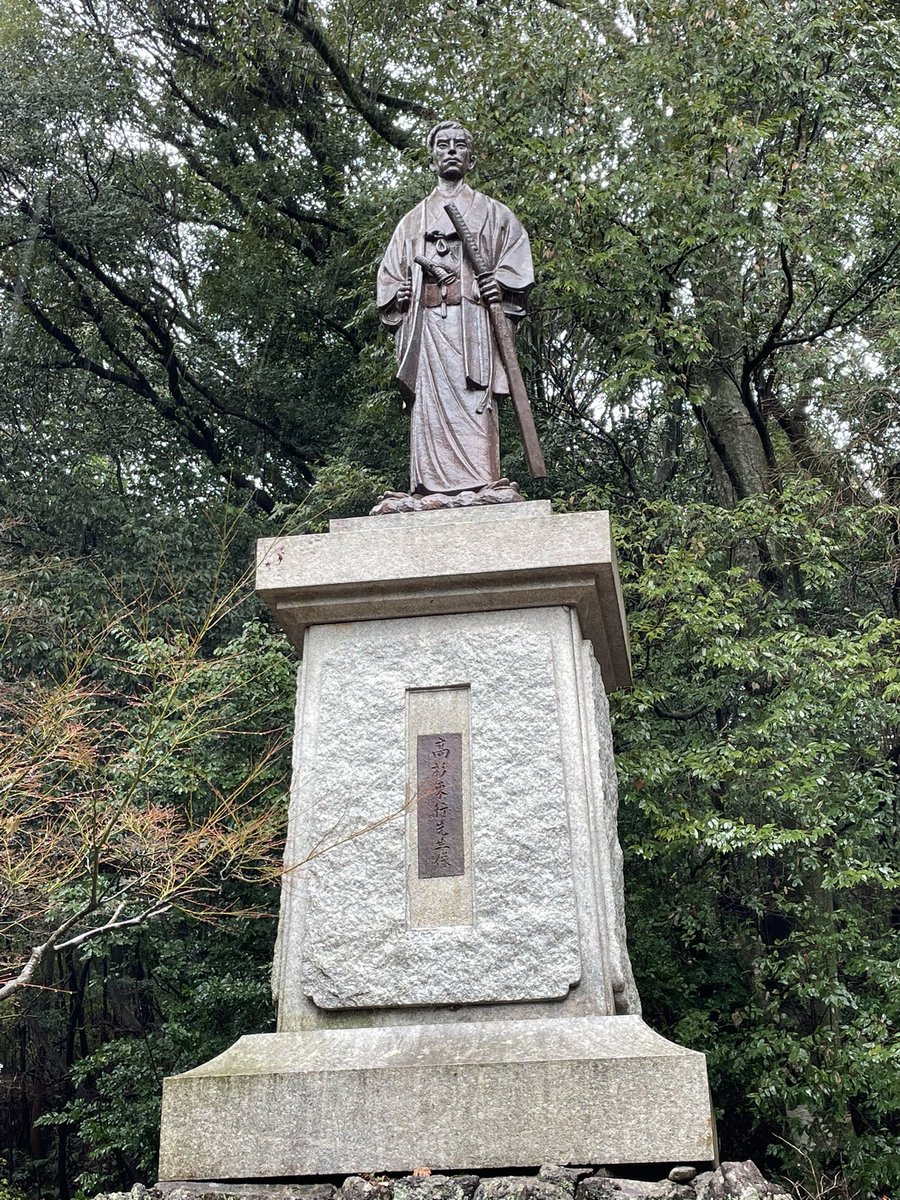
[255,501,632,692]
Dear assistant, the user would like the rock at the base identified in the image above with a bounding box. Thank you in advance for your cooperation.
[100,1161,793,1200]
[538,1167,595,1196]
[158,1187,336,1200]
[342,1178,393,1200]
[695,1163,790,1200]
[475,1174,591,1200]
[576,1180,690,1200]
[394,1175,480,1200]
[92,1188,161,1200]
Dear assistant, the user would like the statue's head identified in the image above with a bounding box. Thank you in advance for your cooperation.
[427,120,475,181]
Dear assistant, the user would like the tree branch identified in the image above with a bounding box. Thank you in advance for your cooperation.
[2,276,284,512]
[0,904,93,1001]
[746,242,795,375]
[0,900,173,1001]
[772,239,900,353]
[55,902,172,950]
[276,1,415,150]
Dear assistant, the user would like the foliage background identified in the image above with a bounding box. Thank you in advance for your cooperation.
[1,0,898,1196]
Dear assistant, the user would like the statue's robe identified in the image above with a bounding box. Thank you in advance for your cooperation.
[377,184,534,495]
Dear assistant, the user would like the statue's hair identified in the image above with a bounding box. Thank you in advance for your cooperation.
[427,120,474,152]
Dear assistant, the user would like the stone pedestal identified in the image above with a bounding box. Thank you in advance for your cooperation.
[158,504,715,1180]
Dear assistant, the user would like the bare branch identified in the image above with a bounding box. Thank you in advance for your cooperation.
[55,903,172,951]
[0,903,94,1001]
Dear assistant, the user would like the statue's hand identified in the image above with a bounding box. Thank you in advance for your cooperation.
[476,272,502,305]
[395,278,413,311]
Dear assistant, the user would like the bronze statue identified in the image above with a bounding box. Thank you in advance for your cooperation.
[374,121,545,514]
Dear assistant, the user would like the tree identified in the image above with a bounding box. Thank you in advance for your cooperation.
[0,515,297,1196]
[0,567,290,1004]
[608,483,900,1190]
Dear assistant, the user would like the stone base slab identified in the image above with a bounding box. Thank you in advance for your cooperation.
[158,1016,715,1180]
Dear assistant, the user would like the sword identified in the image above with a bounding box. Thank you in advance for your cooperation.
[443,201,547,479]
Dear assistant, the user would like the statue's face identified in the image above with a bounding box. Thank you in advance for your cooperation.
[430,126,473,180]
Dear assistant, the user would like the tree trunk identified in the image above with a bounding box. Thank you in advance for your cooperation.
[694,366,772,505]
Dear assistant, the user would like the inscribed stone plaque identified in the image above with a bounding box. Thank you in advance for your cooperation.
[406,686,473,929]
[416,733,464,878]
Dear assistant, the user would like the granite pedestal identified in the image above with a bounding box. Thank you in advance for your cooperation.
[158,503,715,1179]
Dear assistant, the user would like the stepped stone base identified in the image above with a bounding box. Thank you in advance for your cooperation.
[158,1016,715,1180]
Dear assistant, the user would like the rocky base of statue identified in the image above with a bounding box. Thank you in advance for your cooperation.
[96,1162,792,1200]
[370,477,524,515]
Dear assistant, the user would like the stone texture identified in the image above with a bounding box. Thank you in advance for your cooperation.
[587,650,641,1017]
[157,1016,714,1180]
[158,1189,335,1200]
[576,1181,690,1200]
[667,1171,697,1185]
[93,1188,160,1200]
[393,1176,480,1200]
[273,604,640,1028]
[474,1171,591,1200]
[280,608,583,1013]
[342,1178,393,1200]
[475,1178,546,1200]
[538,1167,595,1192]
[255,503,631,693]
[695,1164,790,1200]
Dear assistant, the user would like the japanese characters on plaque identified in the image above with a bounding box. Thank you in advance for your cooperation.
[416,732,464,879]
